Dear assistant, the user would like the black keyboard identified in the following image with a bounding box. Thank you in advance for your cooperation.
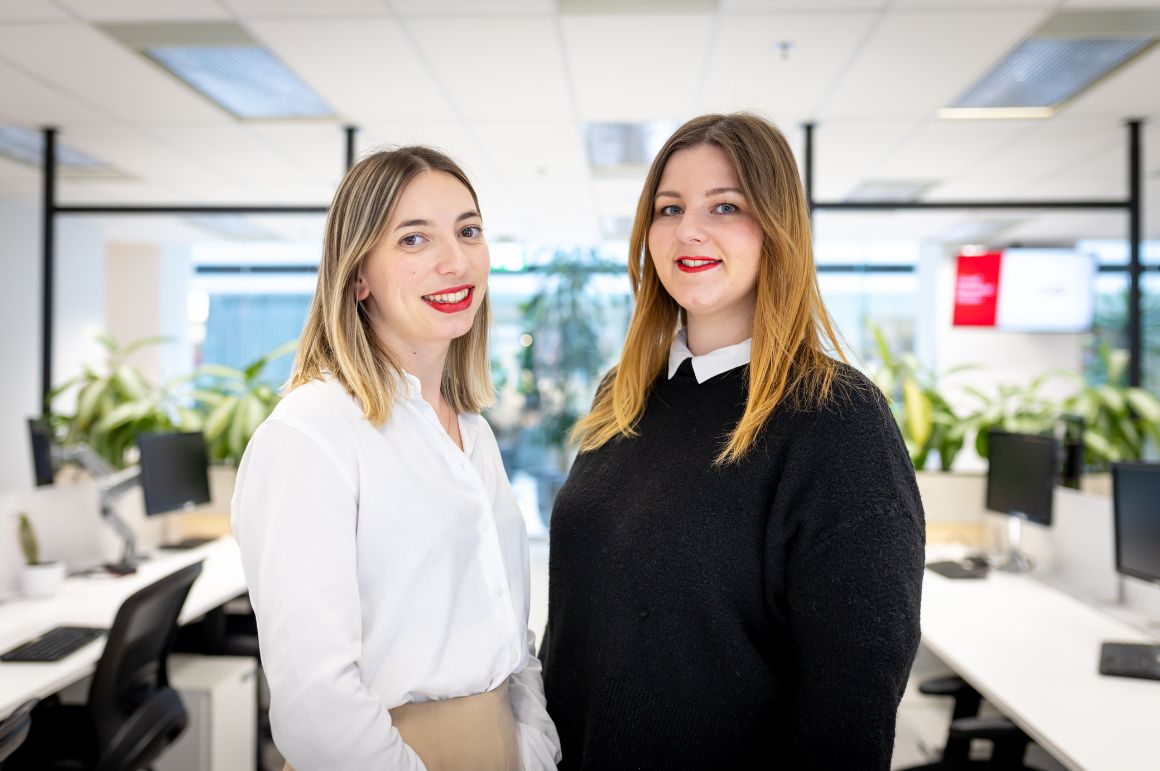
[1,626,106,662]
[1100,642,1160,681]
[926,560,989,580]
[161,537,216,550]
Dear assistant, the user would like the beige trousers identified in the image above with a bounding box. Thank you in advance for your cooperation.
[283,678,519,771]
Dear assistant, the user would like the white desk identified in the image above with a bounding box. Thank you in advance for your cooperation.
[0,537,247,720]
[922,570,1160,771]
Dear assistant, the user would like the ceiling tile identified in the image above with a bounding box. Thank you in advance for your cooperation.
[472,122,588,182]
[0,59,111,125]
[391,0,554,14]
[52,0,231,22]
[0,23,232,123]
[819,10,1050,118]
[221,0,387,18]
[407,17,573,121]
[246,17,458,122]
[562,14,715,121]
[0,0,70,22]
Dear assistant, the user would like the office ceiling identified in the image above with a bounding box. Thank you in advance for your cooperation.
[1,0,1160,247]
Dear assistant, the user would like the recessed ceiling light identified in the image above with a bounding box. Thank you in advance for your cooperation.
[944,37,1153,119]
[845,179,939,204]
[146,46,333,119]
[585,121,679,174]
[102,22,333,120]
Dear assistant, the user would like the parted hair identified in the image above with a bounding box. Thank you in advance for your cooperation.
[289,146,494,424]
[572,112,848,464]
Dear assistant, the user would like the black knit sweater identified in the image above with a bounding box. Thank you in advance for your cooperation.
[541,360,925,770]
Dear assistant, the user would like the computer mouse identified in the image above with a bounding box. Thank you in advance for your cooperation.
[964,555,989,570]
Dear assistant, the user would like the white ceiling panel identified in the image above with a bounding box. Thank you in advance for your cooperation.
[592,176,647,216]
[562,14,715,121]
[700,12,877,119]
[56,124,228,185]
[893,0,1055,8]
[819,10,1050,118]
[473,122,588,182]
[391,0,554,14]
[0,59,110,125]
[810,119,926,200]
[141,124,319,183]
[407,17,573,121]
[1060,44,1160,119]
[52,0,231,22]
[0,23,232,123]
[724,0,886,8]
[221,0,387,18]
[246,18,457,122]
[246,122,351,181]
[866,119,1040,182]
[0,0,69,22]
[929,120,1124,200]
[356,121,491,180]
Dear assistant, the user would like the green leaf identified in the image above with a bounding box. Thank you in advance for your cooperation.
[1095,385,1127,415]
[93,400,151,433]
[204,396,238,441]
[1126,388,1160,423]
[197,364,246,381]
[73,380,108,431]
[902,379,933,449]
[122,335,174,357]
[114,366,151,401]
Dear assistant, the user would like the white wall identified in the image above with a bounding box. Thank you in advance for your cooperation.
[0,196,43,495]
[0,195,105,496]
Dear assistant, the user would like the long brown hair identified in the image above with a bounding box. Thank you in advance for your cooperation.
[289,146,494,424]
[573,113,847,463]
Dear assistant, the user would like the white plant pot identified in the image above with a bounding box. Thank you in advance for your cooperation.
[20,562,66,599]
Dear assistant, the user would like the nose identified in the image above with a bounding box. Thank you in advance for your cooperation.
[436,238,470,275]
[674,209,707,245]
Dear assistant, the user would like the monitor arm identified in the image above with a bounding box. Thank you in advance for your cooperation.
[98,466,142,574]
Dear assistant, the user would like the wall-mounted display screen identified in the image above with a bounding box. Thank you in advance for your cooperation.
[953,248,1095,332]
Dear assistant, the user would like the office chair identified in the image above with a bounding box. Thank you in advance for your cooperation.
[8,562,204,771]
[0,701,37,769]
[902,675,1039,770]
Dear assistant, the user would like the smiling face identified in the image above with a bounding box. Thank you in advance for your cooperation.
[647,143,763,347]
[356,169,489,355]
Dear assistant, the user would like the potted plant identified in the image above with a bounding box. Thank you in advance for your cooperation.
[17,513,65,599]
[191,339,298,465]
[49,334,200,469]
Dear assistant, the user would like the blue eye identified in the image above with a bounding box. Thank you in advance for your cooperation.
[399,233,427,247]
[714,202,739,214]
[658,204,682,217]
[460,225,483,238]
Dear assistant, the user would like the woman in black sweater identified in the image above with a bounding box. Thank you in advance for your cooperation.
[541,113,925,770]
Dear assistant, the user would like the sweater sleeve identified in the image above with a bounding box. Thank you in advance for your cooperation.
[767,377,925,770]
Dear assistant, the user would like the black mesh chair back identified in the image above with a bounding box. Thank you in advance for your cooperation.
[87,561,203,771]
[0,700,37,768]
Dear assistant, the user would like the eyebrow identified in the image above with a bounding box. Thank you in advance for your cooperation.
[654,187,744,200]
[394,211,480,231]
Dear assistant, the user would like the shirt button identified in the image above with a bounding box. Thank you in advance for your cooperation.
[479,521,490,532]
[495,585,505,597]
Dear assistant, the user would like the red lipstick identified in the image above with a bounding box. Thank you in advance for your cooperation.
[422,284,474,313]
[676,257,723,273]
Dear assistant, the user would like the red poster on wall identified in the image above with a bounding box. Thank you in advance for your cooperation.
[953,252,1003,327]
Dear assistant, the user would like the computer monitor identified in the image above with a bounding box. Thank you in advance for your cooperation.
[986,430,1058,572]
[1059,415,1084,491]
[27,418,55,487]
[986,430,1057,525]
[1111,463,1160,586]
[136,432,211,517]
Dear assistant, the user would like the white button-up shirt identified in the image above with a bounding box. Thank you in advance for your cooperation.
[232,375,561,770]
[667,327,753,382]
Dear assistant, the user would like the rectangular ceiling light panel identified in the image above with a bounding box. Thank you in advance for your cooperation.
[944,37,1154,117]
[585,121,679,172]
[146,45,334,119]
[0,125,109,168]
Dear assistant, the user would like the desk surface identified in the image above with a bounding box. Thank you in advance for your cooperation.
[922,570,1160,771]
[0,537,246,720]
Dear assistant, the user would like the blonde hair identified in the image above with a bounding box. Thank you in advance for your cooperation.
[289,146,494,424]
[573,113,848,464]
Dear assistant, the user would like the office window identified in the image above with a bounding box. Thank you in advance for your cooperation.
[200,293,311,386]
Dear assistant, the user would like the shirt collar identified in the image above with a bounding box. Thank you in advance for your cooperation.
[667,327,752,383]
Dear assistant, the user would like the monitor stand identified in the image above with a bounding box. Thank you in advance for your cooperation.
[998,512,1034,573]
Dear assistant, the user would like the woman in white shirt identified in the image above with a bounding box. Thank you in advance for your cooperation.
[232,146,561,771]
